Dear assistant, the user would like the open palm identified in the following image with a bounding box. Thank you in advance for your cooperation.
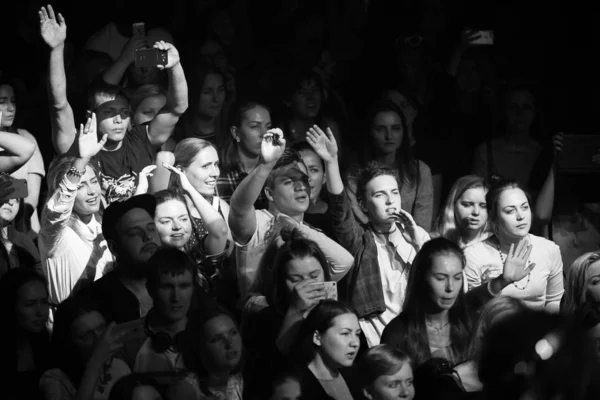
[306,125,338,163]
[78,113,107,160]
[39,5,67,49]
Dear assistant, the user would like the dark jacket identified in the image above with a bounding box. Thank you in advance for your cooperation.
[297,365,365,400]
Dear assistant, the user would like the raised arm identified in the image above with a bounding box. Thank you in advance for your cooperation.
[0,125,35,174]
[39,5,77,155]
[228,129,285,244]
[411,162,434,231]
[164,163,229,255]
[148,42,188,149]
[535,133,561,227]
[102,34,147,85]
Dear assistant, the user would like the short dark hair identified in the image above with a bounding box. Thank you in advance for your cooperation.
[265,148,304,189]
[87,82,129,111]
[356,166,399,204]
[145,248,197,297]
[357,344,412,388]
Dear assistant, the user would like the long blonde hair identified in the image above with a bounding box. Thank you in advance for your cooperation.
[562,251,600,315]
[437,175,488,244]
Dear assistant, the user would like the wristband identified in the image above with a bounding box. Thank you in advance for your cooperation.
[67,166,85,178]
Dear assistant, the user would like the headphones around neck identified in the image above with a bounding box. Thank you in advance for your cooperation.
[144,308,190,353]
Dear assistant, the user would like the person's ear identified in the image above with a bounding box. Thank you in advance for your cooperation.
[312,330,322,347]
[264,186,274,202]
[359,198,368,213]
[107,239,118,256]
[322,170,327,185]
[362,387,374,400]
[230,126,240,143]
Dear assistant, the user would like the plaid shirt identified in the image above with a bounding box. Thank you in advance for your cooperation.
[217,169,269,209]
[329,191,387,318]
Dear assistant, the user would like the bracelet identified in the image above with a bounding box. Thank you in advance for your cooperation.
[487,279,500,297]
[67,166,85,178]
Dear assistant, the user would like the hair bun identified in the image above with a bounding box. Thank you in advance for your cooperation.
[279,227,304,243]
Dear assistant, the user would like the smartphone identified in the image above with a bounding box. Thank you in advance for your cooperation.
[559,134,600,173]
[472,30,494,45]
[132,22,145,37]
[134,48,168,68]
[7,179,28,200]
[309,281,338,301]
[113,318,146,343]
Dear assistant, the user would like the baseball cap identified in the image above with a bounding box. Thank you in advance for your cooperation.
[102,194,156,242]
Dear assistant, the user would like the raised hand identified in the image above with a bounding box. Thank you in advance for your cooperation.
[78,113,107,160]
[88,322,126,366]
[154,41,180,70]
[261,128,286,165]
[501,238,536,284]
[39,5,67,49]
[306,125,338,163]
[134,165,157,195]
[162,162,195,193]
[392,209,424,249]
[552,132,564,156]
[459,29,483,50]
[120,34,148,65]
[289,280,326,314]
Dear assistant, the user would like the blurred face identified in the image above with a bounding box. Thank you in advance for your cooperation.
[585,260,600,302]
[371,111,404,155]
[267,163,310,217]
[15,280,49,333]
[314,313,361,368]
[455,187,488,233]
[363,175,402,227]
[198,73,225,118]
[284,256,325,296]
[495,188,531,240]
[588,323,600,363]
[506,90,535,134]
[233,106,271,157]
[208,10,236,46]
[71,311,106,360]
[132,386,163,400]
[95,95,131,143]
[386,91,418,126]
[72,166,102,218]
[425,253,464,311]
[129,65,160,86]
[456,59,482,93]
[299,149,325,202]
[182,146,220,196]
[200,40,227,72]
[133,94,167,125]
[154,270,194,323]
[367,363,415,400]
[202,314,243,373]
[290,79,322,120]
[271,378,302,400]
[0,84,16,128]
[0,197,20,226]
[155,200,192,249]
[114,208,160,264]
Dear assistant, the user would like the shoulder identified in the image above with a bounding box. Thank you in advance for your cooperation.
[530,234,560,254]
[417,159,432,174]
[16,129,38,144]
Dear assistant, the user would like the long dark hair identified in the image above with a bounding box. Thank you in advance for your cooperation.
[362,99,418,187]
[219,98,272,172]
[292,300,358,366]
[268,228,331,314]
[50,295,104,387]
[0,269,50,376]
[399,237,472,366]
[485,179,532,237]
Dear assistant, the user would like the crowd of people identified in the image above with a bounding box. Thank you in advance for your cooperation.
[1,1,600,400]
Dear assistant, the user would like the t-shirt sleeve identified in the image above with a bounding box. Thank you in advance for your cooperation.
[545,242,564,306]
[464,246,484,290]
[18,130,45,177]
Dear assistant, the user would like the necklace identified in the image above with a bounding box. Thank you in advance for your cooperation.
[496,244,531,290]
[425,320,450,336]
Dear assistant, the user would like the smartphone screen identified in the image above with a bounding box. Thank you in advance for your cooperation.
[308,281,337,301]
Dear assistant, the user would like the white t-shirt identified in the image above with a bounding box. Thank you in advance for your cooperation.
[464,234,564,310]
[360,226,430,347]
